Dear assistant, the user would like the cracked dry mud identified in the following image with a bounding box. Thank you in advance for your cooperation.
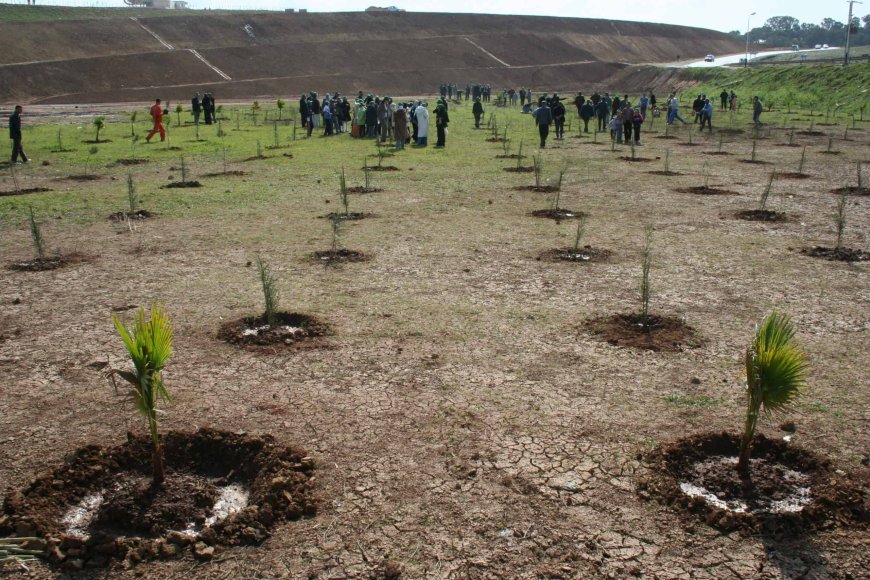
[1,113,868,579]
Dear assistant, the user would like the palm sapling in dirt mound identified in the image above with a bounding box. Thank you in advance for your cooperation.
[93,116,105,143]
[738,311,808,477]
[801,193,870,261]
[111,306,174,485]
[736,172,785,221]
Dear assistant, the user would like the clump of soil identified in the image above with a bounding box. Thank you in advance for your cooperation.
[735,209,787,222]
[656,135,679,140]
[584,313,703,352]
[321,212,373,221]
[647,170,684,176]
[514,185,558,192]
[8,252,92,272]
[282,153,294,158]
[618,156,654,162]
[0,187,53,197]
[200,170,247,177]
[797,130,825,136]
[530,208,587,221]
[363,165,399,172]
[243,155,272,162]
[109,210,153,222]
[638,432,868,533]
[703,151,731,156]
[538,246,610,263]
[0,429,318,569]
[739,159,772,165]
[486,137,507,143]
[675,186,737,195]
[115,158,148,166]
[503,166,534,173]
[495,154,525,159]
[82,139,112,144]
[801,246,869,262]
[346,186,383,194]
[218,311,328,349]
[63,174,102,182]
[820,150,841,155]
[312,248,370,265]
[777,172,811,179]
[831,186,869,196]
[718,128,744,135]
[161,181,203,189]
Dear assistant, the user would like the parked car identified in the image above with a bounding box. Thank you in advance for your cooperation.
[823,44,830,49]
[704,54,715,62]
[791,44,800,51]
[814,44,822,49]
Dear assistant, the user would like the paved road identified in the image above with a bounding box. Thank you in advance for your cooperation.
[684,47,838,68]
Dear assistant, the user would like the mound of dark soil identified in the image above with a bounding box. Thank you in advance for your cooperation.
[312,248,370,264]
[321,212,373,221]
[677,142,701,147]
[775,143,802,148]
[514,185,559,192]
[777,172,811,179]
[584,313,703,352]
[200,170,247,177]
[703,151,731,156]
[735,209,787,222]
[797,130,824,137]
[282,153,294,158]
[161,181,202,189]
[243,155,272,162]
[530,208,586,221]
[486,137,507,143]
[740,159,772,165]
[495,154,525,159]
[718,128,744,135]
[218,311,328,349]
[0,187,53,197]
[346,186,383,194]
[538,246,610,262]
[364,165,399,171]
[618,156,654,162]
[115,158,148,166]
[8,252,92,272]
[0,429,318,569]
[647,170,683,176]
[675,186,737,195]
[801,246,869,262]
[831,186,869,196]
[638,432,868,533]
[109,210,153,222]
[656,135,679,140]
[63,174,102,182]
[82,139,112,144]
[820,150,841,155]
[503,166,534,173]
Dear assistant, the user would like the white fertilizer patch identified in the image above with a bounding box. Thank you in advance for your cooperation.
[61,492,105,539]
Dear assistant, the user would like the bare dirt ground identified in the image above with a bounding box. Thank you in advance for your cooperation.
[0,107,867,578]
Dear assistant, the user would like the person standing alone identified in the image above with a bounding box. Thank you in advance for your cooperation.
[146,99,166,142]
[9,105,28,163]
[533,99,553,148]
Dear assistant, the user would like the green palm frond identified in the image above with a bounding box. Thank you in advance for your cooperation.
[748,311,808,415]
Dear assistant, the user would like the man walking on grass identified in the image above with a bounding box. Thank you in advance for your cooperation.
[533,99,553,148]
[9,105,28,164]
[145,99,166,142]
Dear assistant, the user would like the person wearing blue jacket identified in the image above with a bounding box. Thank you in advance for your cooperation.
[580,100,595,133]
[700,99,714,132]
[533,100,553,148]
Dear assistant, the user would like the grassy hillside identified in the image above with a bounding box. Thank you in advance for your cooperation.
[683,63,870,114]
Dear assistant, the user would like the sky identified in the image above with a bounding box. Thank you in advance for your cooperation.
[9,0,863,36]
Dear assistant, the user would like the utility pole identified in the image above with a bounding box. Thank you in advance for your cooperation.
[845,0,863,65]
[745,12,756,68]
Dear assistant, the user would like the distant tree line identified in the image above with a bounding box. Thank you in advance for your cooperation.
[728,15,870,48]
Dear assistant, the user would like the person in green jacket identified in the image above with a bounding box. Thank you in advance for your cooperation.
[472,97,484,128]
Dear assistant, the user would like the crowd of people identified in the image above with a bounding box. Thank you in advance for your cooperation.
[8,84,758,163]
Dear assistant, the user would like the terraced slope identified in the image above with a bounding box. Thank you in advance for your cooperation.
[0,9,743,103]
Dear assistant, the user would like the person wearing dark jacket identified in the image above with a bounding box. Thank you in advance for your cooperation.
[9,105,28,163]
[580,100,594,132]
[573,92,585,115]
[200,94,212,125]
[533,101,553,148]
[720,89,729,111]
[472,97,484,128]
[435,103,449,147]
[299,94,309,128]
[191,94,201,125]
[552,97,566,140]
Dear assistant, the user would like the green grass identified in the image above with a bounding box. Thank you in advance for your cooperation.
[682,63,870,115]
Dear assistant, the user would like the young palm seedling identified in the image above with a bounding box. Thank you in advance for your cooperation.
[533,153,544,188]
[749,140,758,162]
[112,306,174,486]
[276,98,286,120]
[256,140,263,159]
[835,193,847,251]
[28,206,45,261]
[339,167,350,217]
[639,224,653,329]
[737,311,807,478]
[86,145,99,175]
[127,173,138,214]
[758,172,776,212]
[571,215,588,254]
[175,104,183,127]
[251,101,261,126]
[256,256,279,326]
[130,111,138,137]
[797,145,807,174]
[93,116,105,143]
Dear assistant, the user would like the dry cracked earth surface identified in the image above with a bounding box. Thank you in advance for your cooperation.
[0,111,868,578]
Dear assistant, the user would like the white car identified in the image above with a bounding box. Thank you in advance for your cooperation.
[823,44,830,49]
[815,44,822,49]
[704,54,715,62]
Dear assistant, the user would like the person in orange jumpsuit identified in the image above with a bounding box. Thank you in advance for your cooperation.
[146,98,166,142]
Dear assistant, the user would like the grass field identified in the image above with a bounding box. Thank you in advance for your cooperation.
[1,96,868,577]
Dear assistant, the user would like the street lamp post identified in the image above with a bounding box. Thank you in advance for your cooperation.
[845,0,863,65]
[745,12,756,68]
